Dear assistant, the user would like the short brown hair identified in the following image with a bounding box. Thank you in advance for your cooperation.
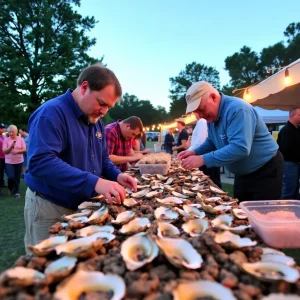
[77,64,122,97]
[123,116,143,132]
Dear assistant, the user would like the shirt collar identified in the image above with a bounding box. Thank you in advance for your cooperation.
[65,89,85,120]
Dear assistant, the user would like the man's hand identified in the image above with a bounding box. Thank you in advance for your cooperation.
[117,173,137,192]
[94,178,126,205]
[182,155,205,170]
[129,153,143,162]
[177,149,195,160]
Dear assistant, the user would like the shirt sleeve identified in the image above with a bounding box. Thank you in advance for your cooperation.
[28,116,99,198]
[202,109,256,168]
[181,130,189,140]
[105,127,117,155]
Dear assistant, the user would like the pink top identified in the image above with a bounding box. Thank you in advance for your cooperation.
[0,135,5,159]
[3,137,25,164]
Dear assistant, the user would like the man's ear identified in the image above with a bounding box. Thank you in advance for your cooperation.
[80,81,89,95]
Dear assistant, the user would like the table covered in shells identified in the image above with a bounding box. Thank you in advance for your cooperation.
[1,159,300,300]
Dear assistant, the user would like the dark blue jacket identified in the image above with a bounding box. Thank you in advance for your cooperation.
[25,89,121,209]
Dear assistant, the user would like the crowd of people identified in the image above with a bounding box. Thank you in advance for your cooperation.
[0,64,298,252]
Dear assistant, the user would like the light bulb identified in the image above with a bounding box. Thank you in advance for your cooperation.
[243,89,251,101]
[284,68,291,86]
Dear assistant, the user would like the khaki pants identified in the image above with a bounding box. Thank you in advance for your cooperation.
[24,187,75,254]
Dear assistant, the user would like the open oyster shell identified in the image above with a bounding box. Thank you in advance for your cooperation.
[233,208,248,219]
[182,219,208,237]
[55,232,115,257]
[154,236,203,269]
[111,210,135,225]
[183,205,205,219]
[210,185,227,195]
[27,235,68,256]
[0,267,45,287]
[154,207,179,223]
[214,231,257,249]
[78,201,102,210]
[261,254,296,267]
[121,232,159,271]
[242,262,300,283]
[76,225,114,237]
[156,197,184,206]
[131,189,150,198]
[172,191,188,199]
[157,222,180,238]
[123,198,141,208]
[44,256,77,283]
[119,217,150,235]
[85,205,109,224]
[173,280,236,300]
[54,270,125,300]
[62,211,91,221]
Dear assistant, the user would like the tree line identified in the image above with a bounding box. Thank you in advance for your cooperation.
[0,0,299,127]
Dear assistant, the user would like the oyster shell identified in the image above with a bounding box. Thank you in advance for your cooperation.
[76,225,115,237]
[154,237,203,269]
[262,248,285,256]
[242,262,300,282]
[68,216,88,224]
[233,208,247,219]
[156,174,168,181]
[157,222,180,238]
[211,214,233,228]
[55,232,115,257]
[54,270,125,300]
[85,205,109,224]
[121,232,159,271]
[165,177,174,185]
[154,207,179,223]
[215,231,257,249]
[156,197,184,206]
[141,175,151,181]
[261,254,296,267]
[182,219,208,237]
[123,198,141,208]
[111,210,136,225]
[201,201,229,214]
[27,235,68,256]
[146,190,161,199]
[119,217,150,235]
[137,184,150,189]
[183,205,205,219]
[174,207,189,217]
[182,189,195,196]
[173,280,236,300]
[0,267,45,287]
[125,187,133,194]
[131,189,150,198]
[210,185,227,195]
[62,211,91,221]
[262,294,300,300]
[44,256,77,283]
[204,196,222,203]
[78,201,101,210]
[164,185,175,192]
[172,191,188,199]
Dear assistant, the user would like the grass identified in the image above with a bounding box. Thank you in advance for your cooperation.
[0,180,26,272]
[0,178,299,272]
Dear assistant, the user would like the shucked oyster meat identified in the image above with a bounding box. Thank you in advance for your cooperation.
[121,232,159,271]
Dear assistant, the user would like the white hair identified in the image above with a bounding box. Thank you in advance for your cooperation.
[7,125,18,133]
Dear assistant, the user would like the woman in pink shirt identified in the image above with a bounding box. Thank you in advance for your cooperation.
[2,125,26,198]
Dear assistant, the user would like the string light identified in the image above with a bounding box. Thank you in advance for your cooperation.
[284,68,291,86]
[243,88,251,101]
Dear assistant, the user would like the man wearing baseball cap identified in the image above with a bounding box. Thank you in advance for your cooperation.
[178,81,284,201]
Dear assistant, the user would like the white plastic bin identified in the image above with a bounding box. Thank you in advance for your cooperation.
[153,143,161,152]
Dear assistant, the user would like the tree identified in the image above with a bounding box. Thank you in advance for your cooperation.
[108,93,171,127]
[169,62,220,119]
[0,0,100,125]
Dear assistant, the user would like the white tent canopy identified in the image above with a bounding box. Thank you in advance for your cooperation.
[243,58,300,111]
[253,107,288,124]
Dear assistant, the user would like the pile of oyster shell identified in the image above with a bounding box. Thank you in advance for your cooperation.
[1,161,300,300]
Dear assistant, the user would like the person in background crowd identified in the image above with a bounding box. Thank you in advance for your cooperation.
[24,65,137,250]
[2,125,26,198]
[187,126,193,137]
[105,117,144,171]
[188,118,222,188]
[172,119,189,153]
[277,108,300,199]
[0,123,6,188]
[164,128,175,154]
[178,81,283,201]
[133,131,151,154]
[19,127,29,178]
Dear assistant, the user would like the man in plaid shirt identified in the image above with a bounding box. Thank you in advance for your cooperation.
[105,116,144,171]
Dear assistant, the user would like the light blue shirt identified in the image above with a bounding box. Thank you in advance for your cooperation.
[193,94,278,175]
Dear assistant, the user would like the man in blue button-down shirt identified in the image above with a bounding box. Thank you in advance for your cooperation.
[24,65,137,250]
[178,81,284,202]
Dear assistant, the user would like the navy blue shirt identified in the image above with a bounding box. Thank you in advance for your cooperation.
[25,89,121,209]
